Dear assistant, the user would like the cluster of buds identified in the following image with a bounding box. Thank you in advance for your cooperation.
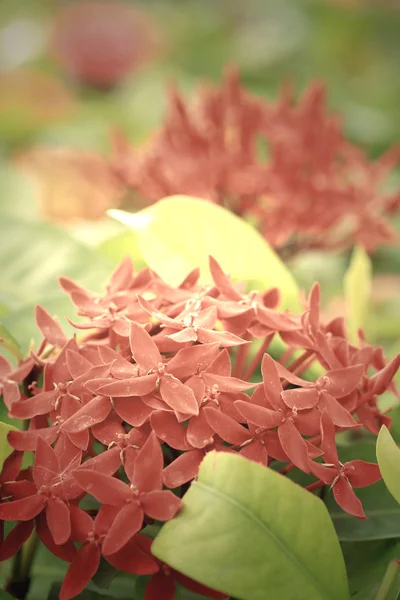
[111,70,400,254]
[0,257,398,599]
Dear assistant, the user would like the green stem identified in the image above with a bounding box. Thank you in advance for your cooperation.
[375,560,400,600]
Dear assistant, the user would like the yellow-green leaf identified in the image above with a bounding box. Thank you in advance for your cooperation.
[343,245,372,343]
[108,195,301,311]
[0,421,18,470]
[152,452,349,600]
[377,425,400,505]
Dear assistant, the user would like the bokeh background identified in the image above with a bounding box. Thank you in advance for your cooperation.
[0,0,399,352]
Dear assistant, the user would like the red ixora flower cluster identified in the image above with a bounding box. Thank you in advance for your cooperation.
[111,69,400,254]
[0,257,399,599]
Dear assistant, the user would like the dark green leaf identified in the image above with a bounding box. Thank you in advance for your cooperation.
[152,451,349,600]
[91,558,118,589]
[342,540,400,600]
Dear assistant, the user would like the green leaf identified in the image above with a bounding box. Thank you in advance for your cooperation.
[97,230,145,269]
[326,442,400,541]
[0,322,23,361]
[0,590,14,599]
[152,451,349,600]
[343,245,372,343]
[0,216,115,348]
[91,558,118,589]
[375,560,400,600]
[108,196,301,311]
[0,421,17,470]
[377,425,400,505]
[342,540,400,600]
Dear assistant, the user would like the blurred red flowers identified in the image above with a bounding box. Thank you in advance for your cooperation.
[111,70,400,254]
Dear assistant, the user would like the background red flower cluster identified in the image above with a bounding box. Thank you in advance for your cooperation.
[111,70,400,255]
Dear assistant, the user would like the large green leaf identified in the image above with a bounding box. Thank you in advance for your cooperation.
[325,442,400,541]
[108,196,301,310]
[152,451,349,600]
[342,540,400,600]
[343,245,372,343]
[0,421,18,471]
[0,216,115,348]
[377,426,400,505]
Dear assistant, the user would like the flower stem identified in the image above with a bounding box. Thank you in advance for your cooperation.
[375,560,400,600]
[243,334,273,381]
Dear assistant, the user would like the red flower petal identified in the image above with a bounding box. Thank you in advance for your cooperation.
[81,446,121,477]
[98,374,157,397]
[36,305,68,347]
[261,354,284,410]
[197,328,248,348]
[46,497,71,545]
[61,395,111,433]
[2,380,21,410]
[36,513,76,562]
[281,388,320,410]
[346,460,381,488]
[187,411,215,448]
[167,343,220,380]
[114,397,153,427]
[66,349,93,378]
[160,376,199,416]
[0,521,34,561]
[319,412,339,465]
[33,437,60,487]
[130,322,161,370]
[106,534,159,575]
[151,411,190,450]
[203,407,249,445]
[320,364,363,398]
[102,502,143,556]
[69,505,93,542]
[278,420,310,473]
[201,372,255,393]
[8,427,59,452]
[239,441,268,465]
[60,543,101,600]
[72,470,131,505]
[319,392,358,428]
[308,461,335,485]
[370,354,400,395]
[234,401,282,429]
[10,389,58,419]
[163,449,204,488]
[145,571,176,600]
[332,477,366,519]
[0,450,23,483]
[0,495,45,521]
[129,431,163,492]
[142,490,182,521]
[174,570,228,598]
